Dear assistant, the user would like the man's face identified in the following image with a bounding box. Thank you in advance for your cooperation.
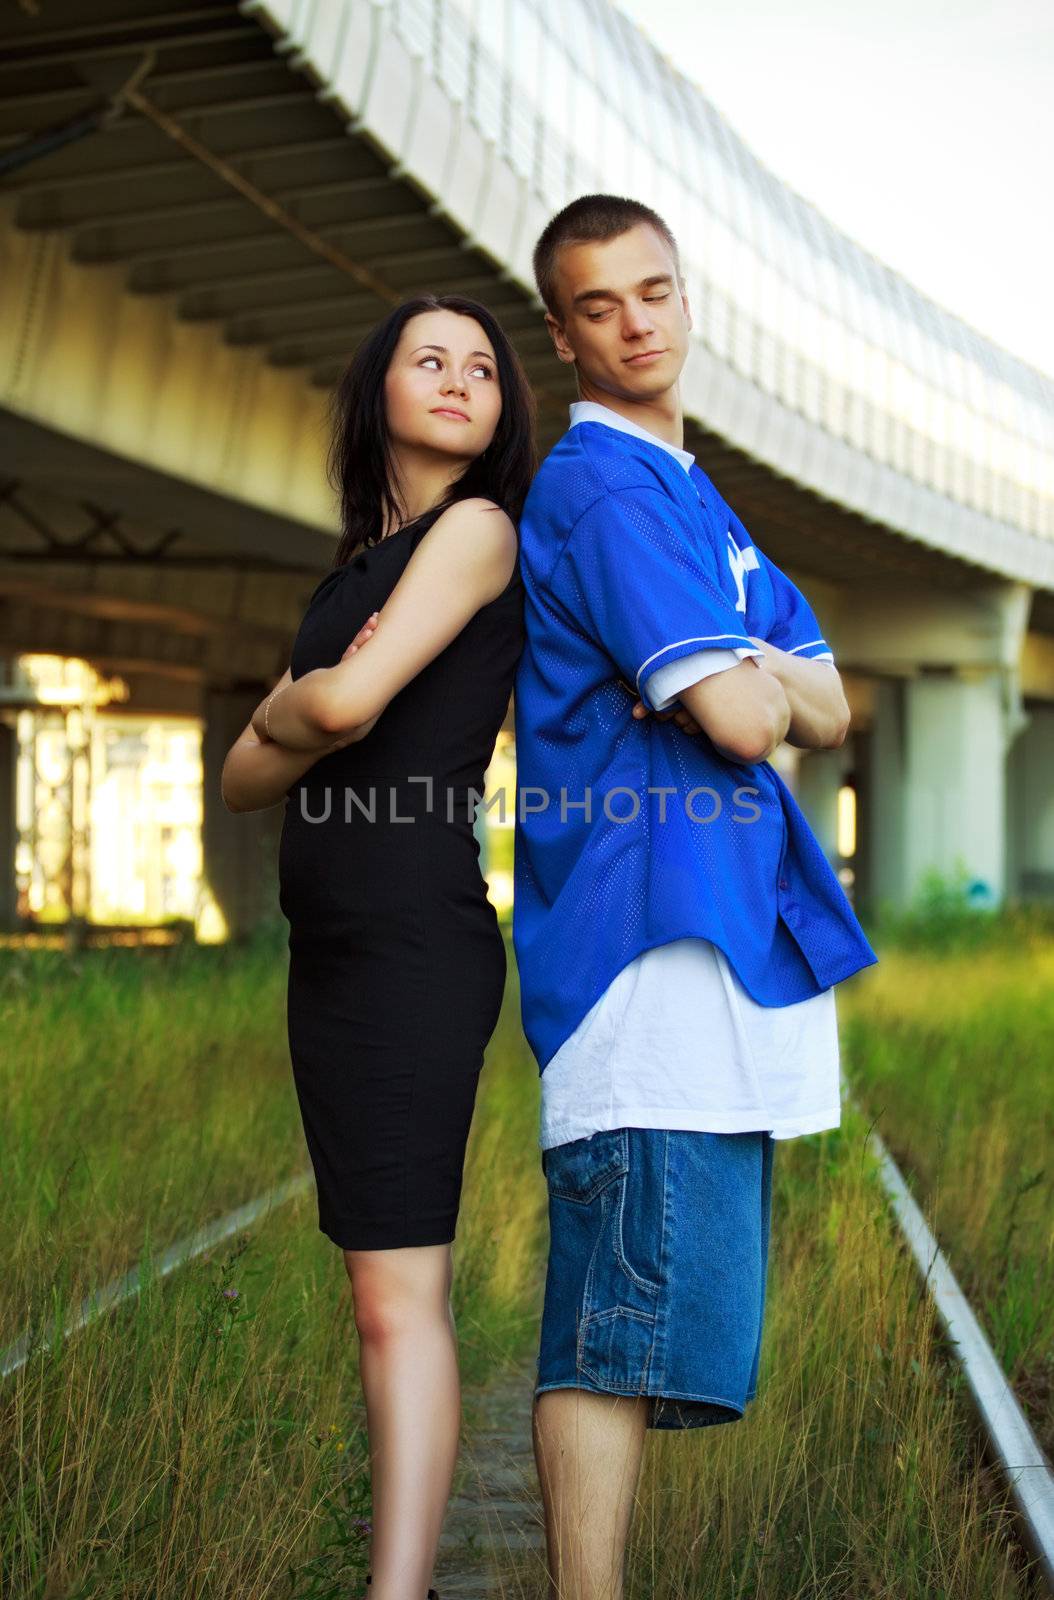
[544,222,692,402]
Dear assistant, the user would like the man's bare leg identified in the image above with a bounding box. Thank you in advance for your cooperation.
[532,1387,650,1600]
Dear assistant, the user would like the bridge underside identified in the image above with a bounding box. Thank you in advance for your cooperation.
[4,0,1048,632]
[1,0,1052,933]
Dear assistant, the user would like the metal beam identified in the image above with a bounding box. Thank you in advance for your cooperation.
[181,268,521,322]
[0,597,287,685]
[0,412,338,569]
[0,9,248,58]
[266,310,550,368]
[75,201,445,268]
[0,133,358,195]
[17,170,396,233]
[217,278,524,342]
[0,566,310,638]
[865,1119,1054,1593]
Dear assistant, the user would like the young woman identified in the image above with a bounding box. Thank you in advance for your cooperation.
[220,294,536,1600]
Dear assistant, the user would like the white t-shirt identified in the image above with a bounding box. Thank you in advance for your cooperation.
[538,401,841,1153]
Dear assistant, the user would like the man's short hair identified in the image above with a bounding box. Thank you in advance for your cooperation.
[533,193,682,317]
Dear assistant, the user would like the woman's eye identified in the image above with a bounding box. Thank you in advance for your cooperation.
[420,355,442,368]
[470,364,495,379]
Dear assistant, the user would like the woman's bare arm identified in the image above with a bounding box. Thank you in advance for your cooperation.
[254,500,517,748]
[220,669,336,814]
[222,613,381,813]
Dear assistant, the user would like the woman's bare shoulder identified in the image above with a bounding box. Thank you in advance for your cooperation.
[421,497,518,585]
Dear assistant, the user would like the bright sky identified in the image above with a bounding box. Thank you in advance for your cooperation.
[613,0,1054,380]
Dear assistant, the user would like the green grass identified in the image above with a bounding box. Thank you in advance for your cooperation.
[1,924,310,1340]
[617,1108,1034,1600]
[840,893,1054,1454]
[0,917,1044,1596]
[1,919,546,1597]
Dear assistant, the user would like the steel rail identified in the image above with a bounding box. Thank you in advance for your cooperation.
[858,1111,1054,1593]
[1,1171,313,1380]
[4,1099,1053,1593]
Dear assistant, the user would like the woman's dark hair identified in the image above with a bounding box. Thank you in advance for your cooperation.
[326,293,537,568]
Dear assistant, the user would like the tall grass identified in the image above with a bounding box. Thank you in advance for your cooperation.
[840,891,1054,1452]
[0,917,1042,1595]
[1,922,546,1597]
[621,1110,1032,1599]
[1,925,305,1329]
[482,1109,1035,1599]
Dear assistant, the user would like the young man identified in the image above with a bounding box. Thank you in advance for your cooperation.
[511,194,879,1599]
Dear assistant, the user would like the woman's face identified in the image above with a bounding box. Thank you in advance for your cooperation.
[384,308,503,464]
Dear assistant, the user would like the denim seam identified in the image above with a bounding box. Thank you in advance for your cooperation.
[575,1129,628,1372]
[580,1305,656,1327]
[548,1167,624,1203]
[577,1311,657,1393]
[545,1128,629,1204]
[649,1129,672,1391]
[613,1164,662,1296]
[577,1361,655,1393]
[576,1191,608,1370]
[536,1377,743,1411]
[650,1389,745,1407]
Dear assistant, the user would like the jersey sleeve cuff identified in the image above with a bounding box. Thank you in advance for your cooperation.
[643,647,752,711]
[784,641,836,666]
[635,634,762,708]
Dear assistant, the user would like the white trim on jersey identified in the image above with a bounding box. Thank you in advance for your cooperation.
[635,634,764,690]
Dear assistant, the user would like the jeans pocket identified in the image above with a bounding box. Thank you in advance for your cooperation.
[545,1128,663,1297]
[578,1305,657,1393]
[543,1128,628,1201]
[544,1130,662,1378]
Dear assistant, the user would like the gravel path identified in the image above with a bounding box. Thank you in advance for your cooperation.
[434,1350,549,1598]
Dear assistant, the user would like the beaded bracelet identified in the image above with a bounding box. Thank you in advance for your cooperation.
[263,686,281,740]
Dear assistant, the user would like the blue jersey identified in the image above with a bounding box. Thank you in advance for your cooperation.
[512,418,879,1073]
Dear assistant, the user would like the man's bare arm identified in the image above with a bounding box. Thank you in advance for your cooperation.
[674,655,791,764]
[746,637,849,750]
[653,639,846,763]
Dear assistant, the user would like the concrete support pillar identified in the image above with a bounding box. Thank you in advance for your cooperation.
[199,686,284,942]
[852,578,1035,914]
[850,727,876,921]
[0,718,17,931]
[1006,703,1054,901]
[906,670,1006,900]
[867,678,907,912]
[794,746,851,868]
[868,667,1016,910]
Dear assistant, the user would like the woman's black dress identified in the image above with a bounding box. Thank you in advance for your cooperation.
[277,508,525,1250]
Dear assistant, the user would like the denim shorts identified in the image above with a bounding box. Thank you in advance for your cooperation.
[535,1127,774,1429]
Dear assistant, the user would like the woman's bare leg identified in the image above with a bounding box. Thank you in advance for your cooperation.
[344,1242,460,1599]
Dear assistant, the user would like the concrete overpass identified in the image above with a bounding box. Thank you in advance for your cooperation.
[1,0,1052,936]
